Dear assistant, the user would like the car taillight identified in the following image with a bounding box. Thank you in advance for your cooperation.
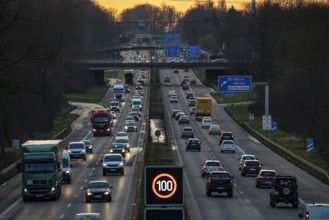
[243,164,246,168]
[305,212,309,219]
[203,166,208,169]
[230,179,233,185]
[208,179,212,184]
[258,176,264,179]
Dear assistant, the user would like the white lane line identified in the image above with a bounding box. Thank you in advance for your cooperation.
[59,214,64,219]
[67,203,72,208]
[80,186,83,190]
[239,190,244,195]
[74,194,78,198]
[89,173,92,176]
[84,179,88,182]
[246,199,250,204]
[84,162,89,168]
[0,198,20,219]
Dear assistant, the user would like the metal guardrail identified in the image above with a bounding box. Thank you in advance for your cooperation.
[243,122,329,182]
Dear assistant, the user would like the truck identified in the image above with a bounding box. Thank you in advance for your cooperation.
[21,140,62,201]
[124,70,134,85]
[299,203,329,220]
[206,171,234,197]
[195,97,212,120]
[113,84,125,102]
[91,108,112,136]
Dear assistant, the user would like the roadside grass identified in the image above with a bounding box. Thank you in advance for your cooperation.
[225,104,329,183]
[104,70,119,78]
[193,68,206,83]
[64,86,107,103]
[149,83,163,117]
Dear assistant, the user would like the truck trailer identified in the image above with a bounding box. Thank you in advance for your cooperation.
[195,97,212,120]
[21,140,62,201]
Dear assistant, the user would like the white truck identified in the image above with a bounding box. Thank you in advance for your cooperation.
[299,204,329,220]
[113,84,125,102]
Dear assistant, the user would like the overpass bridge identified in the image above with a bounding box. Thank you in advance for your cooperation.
[77,59,256,85]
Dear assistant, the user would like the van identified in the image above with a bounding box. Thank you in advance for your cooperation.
[62,151,72,184]
[113,84,125,101]
[131,98,142,110]
[164,76,171,86]
[299,204,329,220]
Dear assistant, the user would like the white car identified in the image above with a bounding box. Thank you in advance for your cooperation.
[168,90,176,97]
[110,111,117,119]
[201,117,212,129]
[238,154,257,170]
[220,140,236,153]
[115,132,129,141]
[170,95,178,103]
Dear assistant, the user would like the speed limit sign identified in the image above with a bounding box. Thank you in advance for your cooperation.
[145,166,183,206]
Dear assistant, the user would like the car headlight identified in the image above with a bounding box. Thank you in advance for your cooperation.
[125,126,128,130]
[82,150,86,153]
[51,187,55,192]
[119,162,124,166]
[68,150,72,153]
[65,171,70,174]
[24,188,28,192]
[103,163,108,167]
[107,128,110,131]
[87,192,93,196]
[104,191,109,195]
[110,149,113,153]
[122,149,126,153]
[93,129,96,131]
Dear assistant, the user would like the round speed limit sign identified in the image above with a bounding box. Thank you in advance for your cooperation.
[145,166,183,205]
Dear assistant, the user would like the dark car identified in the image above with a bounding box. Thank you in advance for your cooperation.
[206,171,234,197]
[182,83,189,90]
[241,160,262,176]
[270,176,299,208]
[108,143,126,158]
[186,138,201,151]
[181,127,194,138]
[173,69,179,74]
[84,181,113,203]
[82,139,93,153]
[178,116,190,124]
[190,79,197,85]
[219,131,234,144]
[129,111,140,121]
[186,92,194,99]
[255,170,277,188]
[180,79,188,86]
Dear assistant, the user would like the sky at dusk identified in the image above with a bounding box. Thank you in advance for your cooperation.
[95,0,250,13]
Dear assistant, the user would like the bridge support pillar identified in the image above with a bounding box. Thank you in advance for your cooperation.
[151,66,159,83]
[91,70,105,85]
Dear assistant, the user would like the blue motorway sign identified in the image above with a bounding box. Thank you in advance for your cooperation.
[306,138,314,154]
[139,19,145,27]
[186,46,200,58]
[272,121,277,135]
[165,46,180,58]
[218,76,252,93]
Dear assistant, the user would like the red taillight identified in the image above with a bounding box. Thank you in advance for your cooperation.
[258,176,264,179]
[208,179,212,184]
[203,166,208,169]
[305,212,309,219]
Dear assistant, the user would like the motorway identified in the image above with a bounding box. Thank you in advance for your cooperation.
[1,68,329,220]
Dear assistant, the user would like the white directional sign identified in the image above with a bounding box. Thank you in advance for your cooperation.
[262,115,272,130]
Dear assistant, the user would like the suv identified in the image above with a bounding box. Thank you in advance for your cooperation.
[270,176,299,208]
[68,142,86,161]
[101,153,124,176]
[241,160,262,176]
[186,138,201,151]
[206,171,234,197]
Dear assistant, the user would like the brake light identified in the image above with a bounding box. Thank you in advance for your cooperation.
[208,179,212,184]
[258,176,264,179]
[243,164,246,168]
[305,212,309,219]
[203,166,208,169]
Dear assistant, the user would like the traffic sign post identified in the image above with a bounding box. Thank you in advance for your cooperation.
[306,138,314,154]
[165,46,180,58]
[186,46,200,58]
[145,208,184,220]
[262,115,272,130]
[272,121,277,136]
[218,76,252,93]
[154,130,161,142]
[145,166,183,206]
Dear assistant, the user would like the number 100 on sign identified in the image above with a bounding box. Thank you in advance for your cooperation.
[145,166,183,206]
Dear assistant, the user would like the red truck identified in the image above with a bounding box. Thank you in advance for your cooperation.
[91,108,112,136]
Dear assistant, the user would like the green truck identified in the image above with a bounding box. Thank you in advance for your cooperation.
[21,140,62,201]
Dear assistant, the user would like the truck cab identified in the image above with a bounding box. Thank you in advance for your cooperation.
[113,84,125,102]
[299,204,329,219]
[62,151,72,184]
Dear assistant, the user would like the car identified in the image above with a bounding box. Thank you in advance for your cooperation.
[240,160,262,176]
[201,160,223,177]
[270,176,299,208]
[136,83,143,90]
[220,140,236,153]
[68,142,86,160]
[206,171,234,197]
[110,111,117,119]
[172,109,181,118]
[124,84,130,93]
[75,213,102,220]
[255,169,277,188]
[170,95,178,103]
[82,139,93,153]
[182,83,189,90]
[208,124,221,135]
[180,79,188,86]
[125,120,137,132]
[183,75,189,81]
[190,79,197,85]
[109,143,126,158]
[109,100,120,112]
[168,90,176,97]
[186,138,201,151]
[201,117,212,129]
[186,92,194,99]
[190,107,196,115]
[135,90,143,96]
[114,138,130,152]
[219,131,234,144]
[178,115,190,124]
[131,107,141,116]
[188,99,196,107]
[238,154,257,170]
[115,131,129,141]
[129,111,140,121]
[173,69,179,74]
[101,153,124,175]
[125,116,135,122]
[61,151,72,184]
[181,127,194,138]
[137,77,144,84]
[84,181,113,203]
[175,111,185,120]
